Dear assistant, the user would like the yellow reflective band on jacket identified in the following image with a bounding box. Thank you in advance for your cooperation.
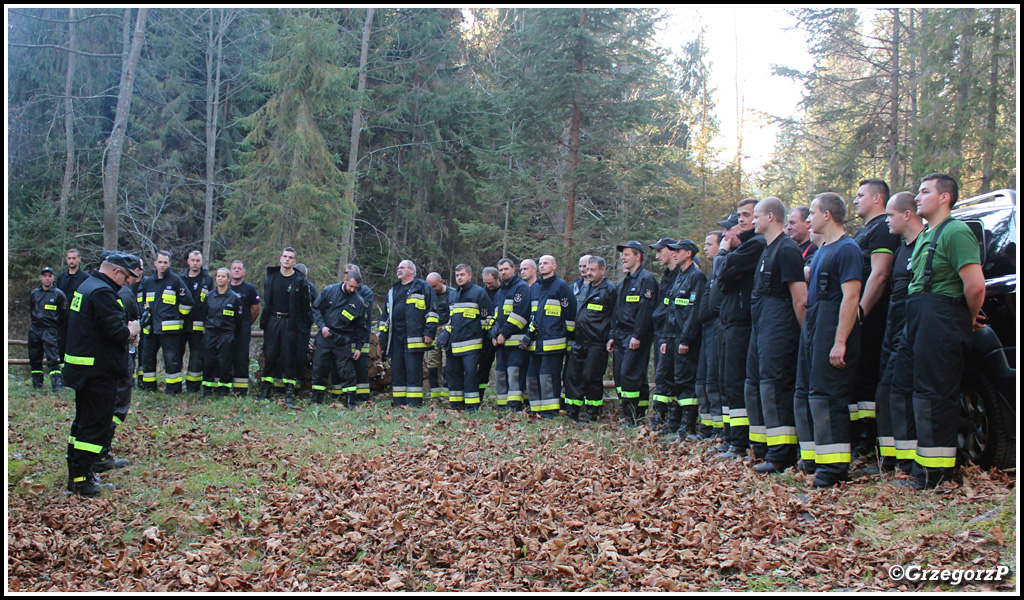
[224,309,235,316]
[544,304,561,317]
[162,292,177,304]
[452,340,483,354]
[508,312,528,329]
[626,295,640,303]
[674,298,689,306]
[44,304,58,311]
[64,354,95,366]
[406,297,426,310]
[70,291,83,312]
[586,303,603,311]
[117,298,124,309]
[503,301,514,314]
[342,310,355,321]
[113,415,124,425]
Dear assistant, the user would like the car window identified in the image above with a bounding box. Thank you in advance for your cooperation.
[977,208,1017,279]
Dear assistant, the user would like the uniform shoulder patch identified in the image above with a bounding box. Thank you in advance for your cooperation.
[514,293,522,303]
[644,288,653,299]
[561,298,569,307]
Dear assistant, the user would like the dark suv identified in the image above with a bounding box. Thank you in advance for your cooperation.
[951,189,1016,470]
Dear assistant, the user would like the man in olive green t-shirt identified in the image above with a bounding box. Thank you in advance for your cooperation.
[888,173,985,490]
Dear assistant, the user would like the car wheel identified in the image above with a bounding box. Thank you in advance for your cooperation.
[957,369,1014,470]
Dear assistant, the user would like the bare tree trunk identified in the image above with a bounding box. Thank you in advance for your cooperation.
[888,8,900,188]
[60,7,76,231]
[979,9,1001,193]
[948,8,974,183]
[204,8,226,260]
[564,8,585,261]
[338,7,375,278]
[102,7,149,250]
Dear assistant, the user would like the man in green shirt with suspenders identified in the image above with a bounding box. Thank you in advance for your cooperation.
[888,173,986,489]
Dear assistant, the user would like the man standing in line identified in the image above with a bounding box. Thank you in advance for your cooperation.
[477,266,501,401]
[687,231,724,441]
[851,178,900,459]
[649,237,680,432]
[491,258,532,412]
[787,206,817,266]
[379,260,438,407]
[442,264,492,411]
[64,252,141,496]
[345,264,375,405]
[180,250,214,394]
[257,247,311,408]
[229,261,261,396]
[715,199,765,460]
[608,241,658,427]
[889,173,984,489]
[28,266,68,391]
[310,270,367,408]
[564,256,615,423]
[875,192,925,474]
[138,251,193,395]
[201,267,243,398]
[748,198,807,474]
[425,272,451,404]
[519,259,538,287]
[56,248,89,366]
[571,254,593,301]
[660,239,707,439]
[522,255,575,418]
[794,193,863,488]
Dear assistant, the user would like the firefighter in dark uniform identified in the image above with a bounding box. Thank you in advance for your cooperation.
[787,206,818,266]
[63,252,141,496]
[889,173,985,489]
[180,251,214,393]
[379,260,438,407]
[748,198,807,474]
[608,241,658,427]
[875,192,924,474]
[521,255,575,418]
[649,237,680,432]
[29,266,68,391]
[426,272,451,403]
[310,270,367,408]
[715,199,766,460]
[691,231,723,441]
[490,258,532,412]
[564,256,615,423]
[258,248,310,408]
[137,250,193,394]
[440,264,492,411]
[202,268,243,397]
[661,240,707,439]
[794,193,863,488]
[345,264,375,404]
[228,261,261,396]
[851,178,900,458]
[99,251,144,474]
[56,248,89,366]
[294,263,318,399]
[477,266,501,401]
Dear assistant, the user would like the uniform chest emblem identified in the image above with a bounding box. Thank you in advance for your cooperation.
[561,298,569,307]
[514,294,522,303]
[644,288,653,299]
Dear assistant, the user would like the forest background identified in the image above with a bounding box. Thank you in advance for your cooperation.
[6,7,1018,299]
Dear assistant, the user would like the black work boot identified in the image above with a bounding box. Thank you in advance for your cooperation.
[650,402,667,432]
[284,384,297,409]
[32,372,45,389]
[186,380,202,394]
[581,405,598,424]
[51,372,64,392]
[310,390,325,405]
[620,399,636,429]
[345,393,357,410]
[93,452,130,473]
[257,383,273,402]
[566,404,580,422]
[203,386,214,398]
[664,404,682,437]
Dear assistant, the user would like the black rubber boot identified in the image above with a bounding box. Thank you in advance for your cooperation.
[345,393,357,410]
[310,390,325,405]
[32,372,45,389]
[51,372,64,393]
[566,404,580,422]
[284,384,297,409]
[257,383,273,402]
[664,404,682,436]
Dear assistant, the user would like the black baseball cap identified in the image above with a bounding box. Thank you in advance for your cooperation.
[106,251,141,274]
[668,239,700,255]
[40,266,56,275]
[616,241,645,255]
[649,237,678,250]
[717,212,740,229]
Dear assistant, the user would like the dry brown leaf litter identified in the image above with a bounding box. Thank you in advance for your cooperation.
[7,408,1016,592]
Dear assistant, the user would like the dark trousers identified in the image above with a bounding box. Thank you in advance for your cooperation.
[564,343,609,408]
[889,293,971,487]
[58,322,69,369]
[751,297,800,466]
[613,335,652,423]
[28,326,61,380]
[180,325,205,392]
[527,352,564,416]
[390,343,425,407]
[876,297,909,469]
[446,349,481,410]
[140,332,183,393]
[852,293,889,440]
[355,342,371,401]
[202,330,235,392]
[654,336,679,406]
[232,323,253,395]
[495,345,528,409]
[720,322,752,450]
[794,301,861,483]
[263,315,298,388]
[743,331,766,458]
[68,377,116,479]
[696,319,722,436]
[108,352,135,457]
[312,333,357,394]
[477,341,496,398]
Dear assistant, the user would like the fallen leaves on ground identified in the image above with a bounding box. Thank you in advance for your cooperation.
[7,404,1016,592]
